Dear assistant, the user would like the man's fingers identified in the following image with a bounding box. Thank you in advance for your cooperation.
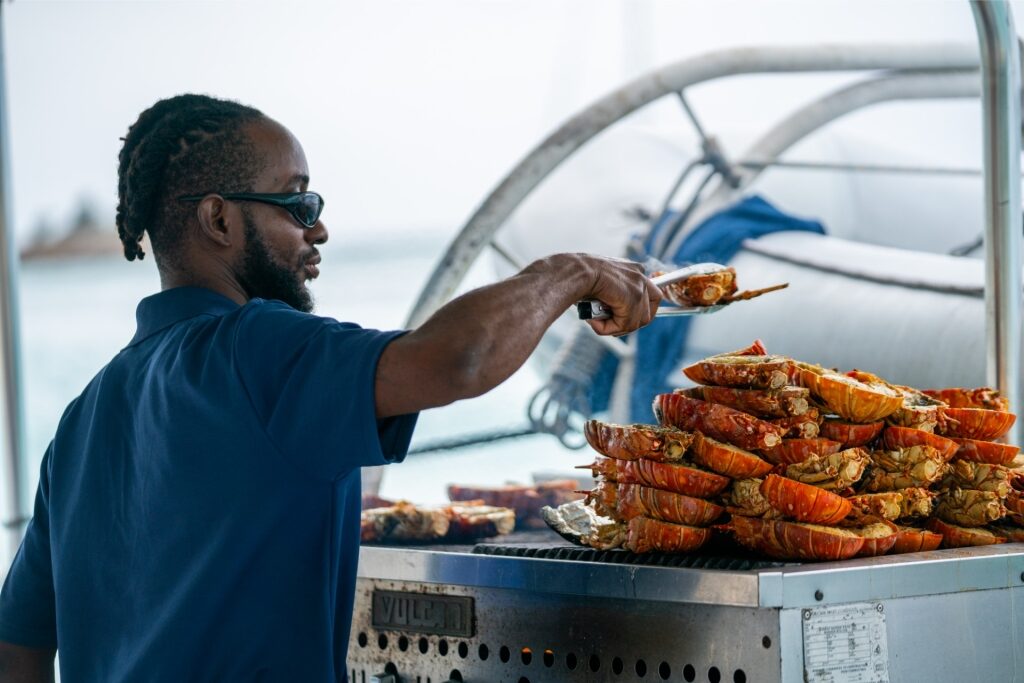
[582,260,665,336]
[647,280,662,321]
[586,318,619,336]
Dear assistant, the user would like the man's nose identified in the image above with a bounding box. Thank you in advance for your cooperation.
[306,218,328,246]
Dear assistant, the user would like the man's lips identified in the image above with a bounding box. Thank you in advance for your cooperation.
[303,254,321,280]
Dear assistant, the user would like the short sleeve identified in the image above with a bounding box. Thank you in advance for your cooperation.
[0,446,57,648]
[233,301,418,480]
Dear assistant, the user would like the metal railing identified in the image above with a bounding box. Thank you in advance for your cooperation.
[0,1,28,562]
[971,0,1023,447]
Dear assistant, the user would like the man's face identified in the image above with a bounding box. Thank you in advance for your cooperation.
[240,208,315,312]
[233,120,327,312]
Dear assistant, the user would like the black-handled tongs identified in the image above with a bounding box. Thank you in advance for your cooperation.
[576,262,729,321]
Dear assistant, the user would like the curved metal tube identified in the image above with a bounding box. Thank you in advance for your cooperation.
[971,0,1022,444]
[668,69,981,255]
[407,43,981,327]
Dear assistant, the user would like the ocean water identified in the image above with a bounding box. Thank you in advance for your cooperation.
[12,232,585,513]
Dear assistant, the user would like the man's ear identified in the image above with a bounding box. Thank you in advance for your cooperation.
[194,195,240,248]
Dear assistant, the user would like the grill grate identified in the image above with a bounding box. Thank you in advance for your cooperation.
[472,541,791,570]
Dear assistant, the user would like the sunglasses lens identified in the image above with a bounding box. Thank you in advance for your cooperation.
[294,193,323,227]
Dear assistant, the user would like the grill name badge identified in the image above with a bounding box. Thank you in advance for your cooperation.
[372,590,475,637]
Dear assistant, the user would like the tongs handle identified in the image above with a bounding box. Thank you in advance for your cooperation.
[576,262,726,321]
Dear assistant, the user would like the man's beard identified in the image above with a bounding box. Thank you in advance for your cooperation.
[239,213,315,313]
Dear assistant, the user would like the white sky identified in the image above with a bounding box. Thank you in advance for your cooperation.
[3,0,1024,247]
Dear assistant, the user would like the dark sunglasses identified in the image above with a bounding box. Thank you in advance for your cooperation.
[178,191,325,228]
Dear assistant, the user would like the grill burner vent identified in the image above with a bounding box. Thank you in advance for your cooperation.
[472,542,790,570]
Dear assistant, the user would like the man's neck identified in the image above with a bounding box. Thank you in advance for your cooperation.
[159,264,249,307]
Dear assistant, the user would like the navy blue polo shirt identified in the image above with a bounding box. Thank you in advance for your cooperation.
[0,287,417,682]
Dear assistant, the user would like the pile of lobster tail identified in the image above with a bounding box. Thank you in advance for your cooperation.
[545,339,1023,560]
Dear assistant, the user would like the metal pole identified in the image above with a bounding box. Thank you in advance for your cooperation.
[970,1,1023,445]
[0,1,28,562]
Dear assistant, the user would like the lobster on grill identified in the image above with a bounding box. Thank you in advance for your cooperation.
[549,339,1022,561]
[583,420,694,463]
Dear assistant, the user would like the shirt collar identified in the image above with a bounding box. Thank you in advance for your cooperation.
[127,287,241,348]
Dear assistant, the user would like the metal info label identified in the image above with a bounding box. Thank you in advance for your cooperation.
[802,602,890,683]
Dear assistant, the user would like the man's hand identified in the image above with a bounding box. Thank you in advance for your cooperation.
[570,255,662,337]
[375,253,661,418]
[0,642,56,683]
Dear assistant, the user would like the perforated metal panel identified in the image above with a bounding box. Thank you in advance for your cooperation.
[348,578,781,683]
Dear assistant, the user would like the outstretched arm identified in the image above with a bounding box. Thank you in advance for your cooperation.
[0,642,55,683]
[375,253,660,418]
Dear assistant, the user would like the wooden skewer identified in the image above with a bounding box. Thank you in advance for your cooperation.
[721,282,789,304]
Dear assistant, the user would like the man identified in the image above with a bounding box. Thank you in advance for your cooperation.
[0,94,660,682]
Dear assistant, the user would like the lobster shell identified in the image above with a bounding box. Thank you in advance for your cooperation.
[661,267,737,307]
[723,478,774,517]
[760,474,852,524]
[846,370,944,432]
[624,515,711,553]
[799,367,903,423]
[991,524,1024,543]
[614,483,724,527]
[761,438,842,465]
[895,487,936,519]
[926,517,1007,547]
[943,460,1012,497]
[922,387,1010,412]
[691,432,773,479]
[850,518,900,557]
[846,491,904,521]
[583,420,693,463]
[585,457,730,498]
[939,407,1016,440]
[654,393,786,451]
[694,385,810,419]
[891,526,943,554]
[444,503,517,541]
[725,339,769,356]
[882,426,959,461]
[1006,489,1024,516]
[772,411,821,439]
[934,489,1007,527]
[447,482,580,530]
[949,436,1020,466]
[819,418,884,447]
[863,445,947,491]
[716,515,787,557]
[721,515,865,561]
[682,355,793,390]
[785,447,870,491]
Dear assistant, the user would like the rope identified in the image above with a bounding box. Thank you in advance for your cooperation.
[408,425,539,455]
[527,326,616,449]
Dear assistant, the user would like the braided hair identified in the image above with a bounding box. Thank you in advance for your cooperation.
[116,94,265,263]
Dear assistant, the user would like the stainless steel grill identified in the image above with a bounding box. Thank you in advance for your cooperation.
[349,535,1024,682]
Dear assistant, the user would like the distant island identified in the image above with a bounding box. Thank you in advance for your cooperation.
[19,201,130,262]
